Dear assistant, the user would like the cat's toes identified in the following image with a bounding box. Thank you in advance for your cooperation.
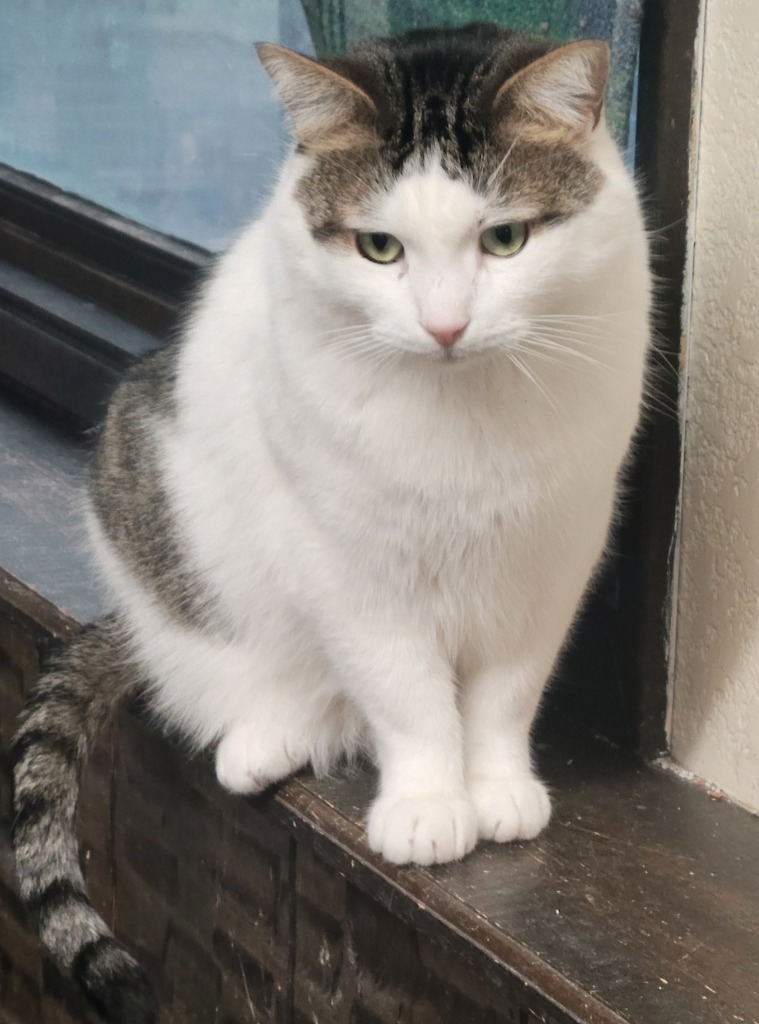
[366,794,477,865]
[215,725,304,795]
[469,776,551,843]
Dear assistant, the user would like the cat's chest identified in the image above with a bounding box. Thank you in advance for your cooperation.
[314,436,557,580]
[228,360,609,597]
[280,380,559,508]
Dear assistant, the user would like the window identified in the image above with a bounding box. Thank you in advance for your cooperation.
[0,0,688,754]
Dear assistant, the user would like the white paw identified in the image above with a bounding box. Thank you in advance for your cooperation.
[469,775,551,843]
[366,794,478,865]
[215,723,306,795]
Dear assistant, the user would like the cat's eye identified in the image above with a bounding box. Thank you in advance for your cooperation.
[356,232,404,264]
[480,222,529,257]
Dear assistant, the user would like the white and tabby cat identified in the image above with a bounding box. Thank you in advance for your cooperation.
[12,23,650,1024]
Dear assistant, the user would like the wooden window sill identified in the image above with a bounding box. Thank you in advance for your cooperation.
[0,390,757,1024]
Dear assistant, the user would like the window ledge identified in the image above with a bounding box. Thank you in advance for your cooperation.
[1,391,757,1024]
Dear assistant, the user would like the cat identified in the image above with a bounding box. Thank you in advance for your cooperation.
[11,22,651,1024]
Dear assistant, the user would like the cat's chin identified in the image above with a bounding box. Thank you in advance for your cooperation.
[399,345,495,368]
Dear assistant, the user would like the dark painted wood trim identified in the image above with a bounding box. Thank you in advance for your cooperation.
[0,165,211,423]
[621,0,700,756]
[0,260,158,426]
[553,0,699,755]
[0,165,210,322]
[0,566,79,645]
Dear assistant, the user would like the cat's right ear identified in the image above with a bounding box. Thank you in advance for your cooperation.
[256,43,376,150]
[491,40,610,143]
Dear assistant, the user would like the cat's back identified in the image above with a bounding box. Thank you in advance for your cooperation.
[87,343,203,618]
[85,218,288,627]
[91,343,179,513]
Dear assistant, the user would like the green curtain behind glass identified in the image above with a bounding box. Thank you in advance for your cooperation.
[298,0,640,147]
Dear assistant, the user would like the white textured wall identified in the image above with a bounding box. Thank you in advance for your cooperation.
[671,0,759,810]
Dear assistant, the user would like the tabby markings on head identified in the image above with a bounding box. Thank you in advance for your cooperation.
[258,24,606,244]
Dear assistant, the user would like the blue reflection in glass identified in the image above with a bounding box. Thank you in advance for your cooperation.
[0,1,313,249]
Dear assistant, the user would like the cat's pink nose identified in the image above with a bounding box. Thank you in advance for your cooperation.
[423,322,468,348]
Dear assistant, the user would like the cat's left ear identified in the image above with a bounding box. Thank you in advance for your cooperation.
[492,40,610,141]
[256,43,376,149]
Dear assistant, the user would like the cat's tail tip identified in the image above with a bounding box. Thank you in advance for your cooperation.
[73,936,157,1024]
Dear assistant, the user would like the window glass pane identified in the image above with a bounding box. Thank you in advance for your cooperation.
[0,1,640,251]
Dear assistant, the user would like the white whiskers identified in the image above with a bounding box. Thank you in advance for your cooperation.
[322,325,402,372]
[502,313,678,423]
[507,349,560,412]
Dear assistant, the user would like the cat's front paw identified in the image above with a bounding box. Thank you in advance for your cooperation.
[469,775,551,843]
[215,723,305,795]
[366,794,477,865]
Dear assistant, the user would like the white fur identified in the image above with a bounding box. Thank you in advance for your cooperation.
[90,118,650,865]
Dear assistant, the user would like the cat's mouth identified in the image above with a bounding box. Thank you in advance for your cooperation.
[401,345,467,365]
[382,335,495,366]
[410,344,491,368]
[438,347,463,363]
[434,340,499,364]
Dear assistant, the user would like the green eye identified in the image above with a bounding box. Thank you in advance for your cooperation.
[356,231,404,264]
[481,222,528,257]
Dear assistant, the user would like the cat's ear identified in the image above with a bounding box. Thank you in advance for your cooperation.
[492,40,610,141]
[256,43,376,149]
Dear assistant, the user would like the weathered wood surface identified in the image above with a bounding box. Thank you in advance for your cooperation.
[284,745,759,1024]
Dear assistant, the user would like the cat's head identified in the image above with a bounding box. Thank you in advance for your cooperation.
[258,24,632,365]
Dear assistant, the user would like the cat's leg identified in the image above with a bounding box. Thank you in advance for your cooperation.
[462,528,609,844]
[461,656,553,843]
[117,598,352,795]
[215,706,307,794]
[215,687,353,795]
[339,633,476,865]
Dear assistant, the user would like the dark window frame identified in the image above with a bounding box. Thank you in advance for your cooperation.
[0,0,698,756]
[0,164,210,424]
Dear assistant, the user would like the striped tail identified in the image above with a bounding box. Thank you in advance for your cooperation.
[10,615,156,1024]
